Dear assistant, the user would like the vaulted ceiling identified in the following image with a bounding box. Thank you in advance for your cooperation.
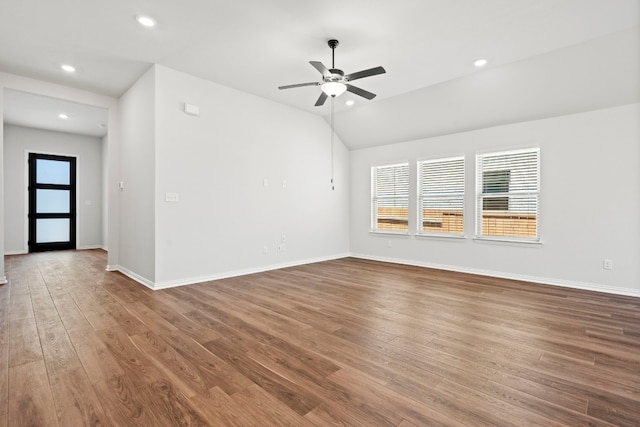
[1,0,638,147]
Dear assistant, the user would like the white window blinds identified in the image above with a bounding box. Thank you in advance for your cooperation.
[418,156,464,235]
[476,148,540,240]
[371,163,409,232]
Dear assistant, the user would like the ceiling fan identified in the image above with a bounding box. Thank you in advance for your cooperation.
[278,39,386,106]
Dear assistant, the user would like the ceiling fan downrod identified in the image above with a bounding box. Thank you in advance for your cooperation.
[328,39,339,69]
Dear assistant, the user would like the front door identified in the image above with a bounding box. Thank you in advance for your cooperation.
[28,153,77,252]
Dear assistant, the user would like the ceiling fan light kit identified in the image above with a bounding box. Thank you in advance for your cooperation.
[321,81,347,97]
[279,39,386,106]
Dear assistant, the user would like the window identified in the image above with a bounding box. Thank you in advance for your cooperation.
[371,163,409,232]
[476,148,540,240]
[482,170,510,211]
[417,156,464,235]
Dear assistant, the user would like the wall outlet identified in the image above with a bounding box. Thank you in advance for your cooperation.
[281,234,286,243]
[276,244,282,253]
[165,192,179,202]
[603,259,613,270]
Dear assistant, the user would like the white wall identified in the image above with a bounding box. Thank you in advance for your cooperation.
[350,103,640,296]
[117,67,156,283]
[3,125,104,253]
[153,65,349,287]
[101,134,108,249]
[0,87,5,282]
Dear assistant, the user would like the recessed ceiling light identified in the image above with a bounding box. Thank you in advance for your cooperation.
[61,64,76,73]
[136,15,156,27]
[345,100,355,106]
[474,58,488,68]
[58,113,69,119]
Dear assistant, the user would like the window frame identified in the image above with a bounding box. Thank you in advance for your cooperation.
[416,155,465,237]
[475,148,540,243]
[371,162,410,234]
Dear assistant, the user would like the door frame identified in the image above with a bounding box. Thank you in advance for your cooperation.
[27,151,78,252]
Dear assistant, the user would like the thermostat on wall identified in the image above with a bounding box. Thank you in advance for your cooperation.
[184,103,199,116]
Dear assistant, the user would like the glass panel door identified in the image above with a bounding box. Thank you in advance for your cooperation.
[28,153,76,252]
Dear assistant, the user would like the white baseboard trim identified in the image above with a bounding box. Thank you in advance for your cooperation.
[4,250,28,256]
[0,276,7,285]
[111,265,156,290]
[106,253,350,291]
[349,253,640,298]
[76,245,105,250]
[153,253,351,290]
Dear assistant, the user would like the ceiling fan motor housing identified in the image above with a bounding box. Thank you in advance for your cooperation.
[326,68,345,83]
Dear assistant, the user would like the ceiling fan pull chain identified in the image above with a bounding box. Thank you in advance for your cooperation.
[330,96,335,190]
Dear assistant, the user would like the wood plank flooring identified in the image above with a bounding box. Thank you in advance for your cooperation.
[1,249,639,426]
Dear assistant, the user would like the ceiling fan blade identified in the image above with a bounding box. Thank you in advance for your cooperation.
[346,84,376,100]
[310,61,331,77]
[345,66,386,82]
[315,92,328,106]
[278,82,319,90]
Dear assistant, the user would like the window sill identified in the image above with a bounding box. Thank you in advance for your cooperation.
[415,233,466,240]
[369,230,411,237]
[473,236,542,246]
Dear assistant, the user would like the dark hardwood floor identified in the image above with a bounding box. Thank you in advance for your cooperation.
[1,250,639,426]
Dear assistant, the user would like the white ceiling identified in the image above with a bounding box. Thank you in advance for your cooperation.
[3,89,108,137]
[1,0,638,144]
